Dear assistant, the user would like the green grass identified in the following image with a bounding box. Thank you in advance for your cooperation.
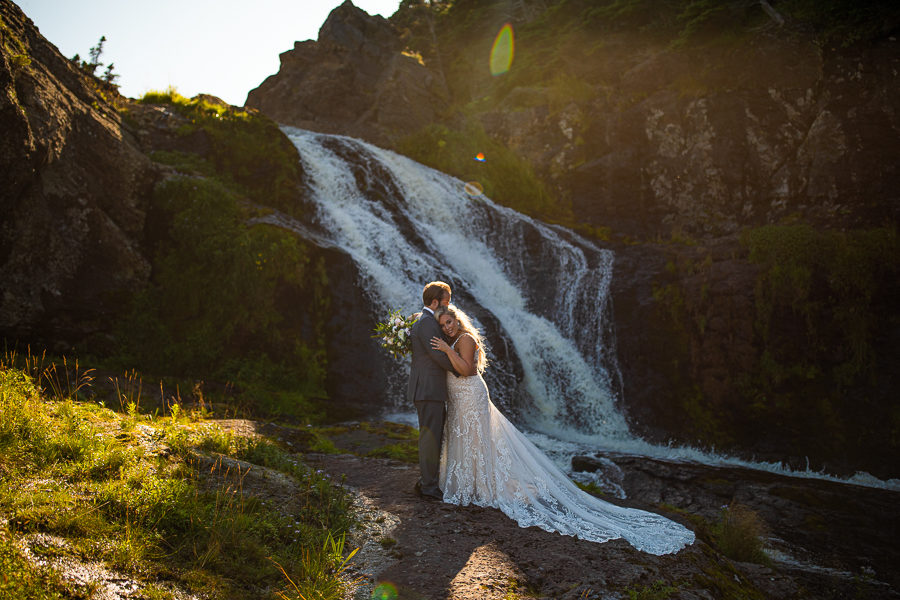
[626,580,679,600]
[366,441,418,463]
[574,480,608,497]
[305,421,420,463]
[0,15,31,73]
[659,501,770,566]
[0,358,357,600]
[139,87,301,213]
[359,421,419,440]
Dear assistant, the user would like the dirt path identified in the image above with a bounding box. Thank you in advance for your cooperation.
[305,453,748,600]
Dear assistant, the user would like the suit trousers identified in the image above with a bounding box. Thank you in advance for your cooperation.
[415,399,446,497]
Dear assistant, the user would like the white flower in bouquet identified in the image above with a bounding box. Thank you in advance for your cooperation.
[373,309,420,358]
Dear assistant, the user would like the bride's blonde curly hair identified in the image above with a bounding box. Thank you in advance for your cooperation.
[435,304,488,373]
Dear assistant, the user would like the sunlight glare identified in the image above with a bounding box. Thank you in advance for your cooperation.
[489,23,514,76]
[372,581,398,599]
[464,181,484,197]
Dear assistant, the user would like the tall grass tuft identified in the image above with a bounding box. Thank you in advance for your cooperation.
[109,369,143,415]
[41,357,95,402]
[273,533,360,600]
[713,503,770,564]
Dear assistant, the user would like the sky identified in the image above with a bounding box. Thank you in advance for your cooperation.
[16,0,403,106]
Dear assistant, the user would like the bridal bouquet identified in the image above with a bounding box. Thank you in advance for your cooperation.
[373,309,420,358]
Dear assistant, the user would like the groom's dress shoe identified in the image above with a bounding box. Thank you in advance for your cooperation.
[414,481,442,501]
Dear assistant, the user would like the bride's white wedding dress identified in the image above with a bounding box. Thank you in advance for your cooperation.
[439,335,695,555]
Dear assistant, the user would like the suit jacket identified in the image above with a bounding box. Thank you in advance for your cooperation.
[407,310,457,404]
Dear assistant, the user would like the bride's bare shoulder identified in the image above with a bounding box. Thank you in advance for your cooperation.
[455,333,477,349]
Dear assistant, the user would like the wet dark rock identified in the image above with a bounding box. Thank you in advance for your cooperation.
[611,453,900,594]
[318,246,395,416]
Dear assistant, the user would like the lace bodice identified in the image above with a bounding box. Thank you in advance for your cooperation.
[439,337,695,555]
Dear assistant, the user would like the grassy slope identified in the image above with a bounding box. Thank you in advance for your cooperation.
[0,356,357,600]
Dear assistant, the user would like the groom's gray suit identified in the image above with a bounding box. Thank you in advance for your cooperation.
[408,308,457,498]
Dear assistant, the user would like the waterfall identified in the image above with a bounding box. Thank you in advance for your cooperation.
[280,126,626,441]
[273,126,900,493]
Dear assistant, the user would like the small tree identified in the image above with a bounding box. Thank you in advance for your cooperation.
[71,36,118,86]
[87,35,106,75]
[102,62,119,84]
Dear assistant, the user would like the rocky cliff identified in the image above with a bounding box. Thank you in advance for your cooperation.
[246,0,448,148]
[1,1,154,350]
[248,0,900,240]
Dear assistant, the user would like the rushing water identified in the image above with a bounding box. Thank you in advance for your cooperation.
[274,126,899,493]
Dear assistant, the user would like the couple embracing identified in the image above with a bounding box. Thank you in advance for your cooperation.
[406,281,696,556]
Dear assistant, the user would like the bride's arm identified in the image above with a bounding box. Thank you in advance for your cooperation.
[430,335,477,376]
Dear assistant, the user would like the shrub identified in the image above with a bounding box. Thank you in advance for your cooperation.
[712,503,769,564]
[115,176,327,416]
[119,91,328,414]
[139,88,302,214]
[743,224,898,388]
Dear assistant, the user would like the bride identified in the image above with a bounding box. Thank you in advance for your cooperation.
[430,304,695,556]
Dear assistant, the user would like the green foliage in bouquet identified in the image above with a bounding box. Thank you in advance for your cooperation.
[373,310,420,359]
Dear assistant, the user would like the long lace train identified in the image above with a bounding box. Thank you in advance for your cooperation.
[439,361,695,556]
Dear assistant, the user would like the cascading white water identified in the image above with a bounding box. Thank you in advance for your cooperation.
[276,126,899,492]
[282,126,626,439]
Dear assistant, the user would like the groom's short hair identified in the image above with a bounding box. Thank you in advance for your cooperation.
[423,281,451,306]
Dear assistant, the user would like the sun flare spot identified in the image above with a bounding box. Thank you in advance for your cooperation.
[371,581,398,599]
[490,23,514,76]
[464,181,484,197]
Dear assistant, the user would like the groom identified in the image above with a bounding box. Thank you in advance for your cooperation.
[408,281,456,500]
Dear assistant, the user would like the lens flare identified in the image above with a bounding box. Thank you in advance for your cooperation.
[372,582,398,600]
[474,152,486,162]
[490,23,514,76]
[464,181,484,197]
